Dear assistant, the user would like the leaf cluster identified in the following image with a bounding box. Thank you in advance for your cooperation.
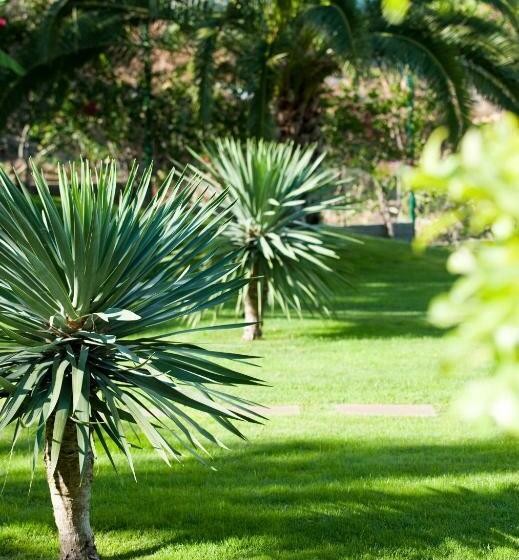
[407,113,519,433]
[191,138,356,318]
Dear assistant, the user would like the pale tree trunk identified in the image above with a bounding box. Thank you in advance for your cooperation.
[45,418,99,560]
[375,179,395,238]
[243,265,262,341]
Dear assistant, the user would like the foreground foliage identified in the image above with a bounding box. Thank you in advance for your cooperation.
[191,138,353,340]
[408,113,519,432]
[0,161,263,559]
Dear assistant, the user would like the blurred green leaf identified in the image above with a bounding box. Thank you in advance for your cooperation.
[408,113,519,433]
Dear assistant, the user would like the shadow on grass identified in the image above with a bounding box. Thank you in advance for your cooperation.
[276,280,450,340]
[297,313,444,340]
[2,439,519,559]
[151,238,453,343]
[0,541,178,560]
[334,282,452,312]
[250,282,449,340]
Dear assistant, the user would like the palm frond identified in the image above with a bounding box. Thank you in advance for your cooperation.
[469,0,519,31]
[372,23,473,140]
[302,0,367,59]
[0,0,221,127]
[0,11,126,128]
[367,0,519,139]
[439,23,519,114]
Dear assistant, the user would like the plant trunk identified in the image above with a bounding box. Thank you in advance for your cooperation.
[45,418,98,560]
[276,92,322,147]
[243,270,262,341]
[375,179,395,238]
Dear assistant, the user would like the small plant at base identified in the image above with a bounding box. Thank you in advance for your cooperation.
[190,138,355,341]
[0,161,264,560]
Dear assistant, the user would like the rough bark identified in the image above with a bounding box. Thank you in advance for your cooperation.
[243,269,262,341]
[276,92,323,147]
[45,418,99,560]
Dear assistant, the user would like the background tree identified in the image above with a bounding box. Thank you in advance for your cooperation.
[193,0,519,144]
[321,67,440,230]
[2,0,517,170]
[1,0,517,238]
[0,161,263,560]
[0,0,215,167]
[191,138,354,340]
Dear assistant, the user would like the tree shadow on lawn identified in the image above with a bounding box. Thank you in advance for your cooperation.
[255,280,452,340]
[297,312,444,340]
[333,282,452,314]
[3,439,519,559]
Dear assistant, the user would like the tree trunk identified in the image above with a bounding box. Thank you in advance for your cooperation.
[375,178,395,238]
[243,271,262,341]
[45,418,99,560]
[276,92,323,147]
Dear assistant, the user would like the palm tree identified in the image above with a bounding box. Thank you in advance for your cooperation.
[190,138,354,340]
[273,24,342,145]
[366,0,519,140]
[0,161,263,560]
[0,2,127,129]
[193,0,519,144]
[0,0,210,135]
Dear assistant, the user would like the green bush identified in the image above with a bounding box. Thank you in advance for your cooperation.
[408,113,519,432]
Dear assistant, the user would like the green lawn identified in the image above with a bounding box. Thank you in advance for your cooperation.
[2,236,519,560]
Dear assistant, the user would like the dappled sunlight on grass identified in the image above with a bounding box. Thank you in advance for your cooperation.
[0,236,515,559]
[3,432,519,559]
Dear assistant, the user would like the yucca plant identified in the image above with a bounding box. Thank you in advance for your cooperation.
[0,161,263,560]
[190,138,353,340]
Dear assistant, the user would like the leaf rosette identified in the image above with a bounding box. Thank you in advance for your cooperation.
[0,161,264,478]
